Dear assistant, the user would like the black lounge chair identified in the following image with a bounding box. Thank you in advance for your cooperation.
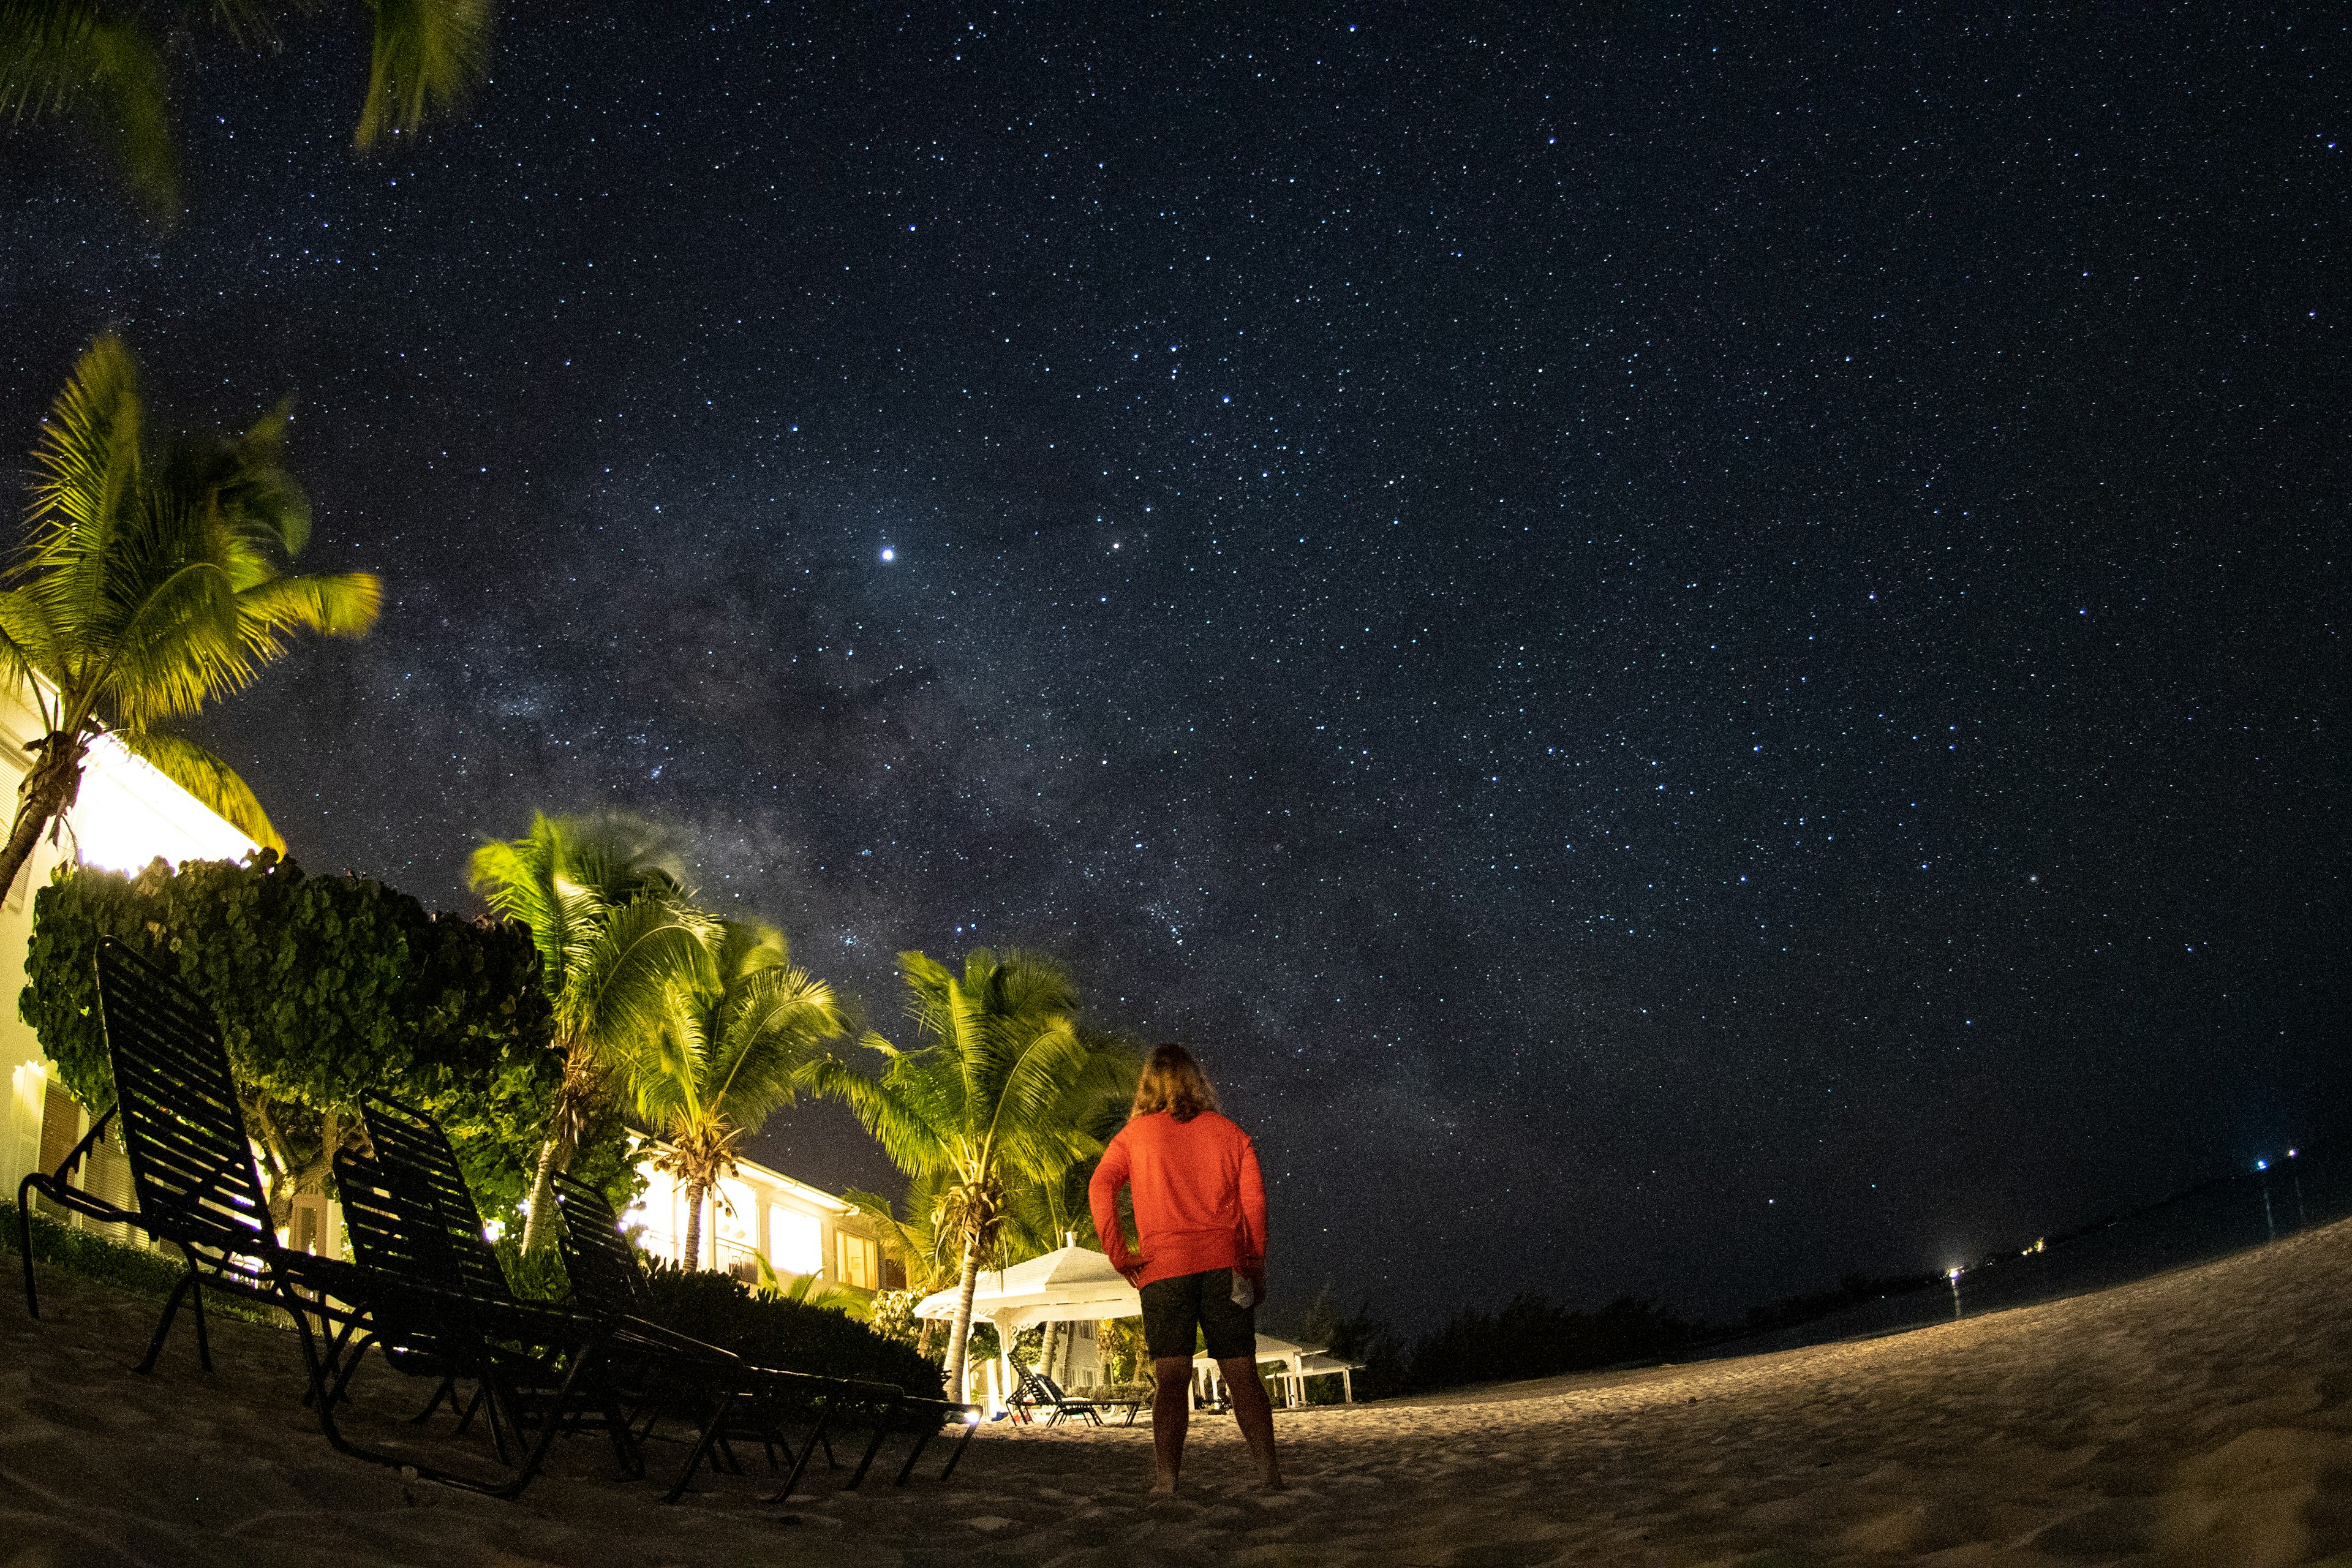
[331,1129,649,1492]
[1015,1363,1142,1427]
[549,1169,978,1497]
[344,1093,907,1504]
[16,939,368,1385]
[12,940,559,1492]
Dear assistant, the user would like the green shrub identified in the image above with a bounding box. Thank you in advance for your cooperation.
[19,854,606,1234]
[637,1262,945,1400]
[495,1235,572,1302]
[0,1196,282,1325]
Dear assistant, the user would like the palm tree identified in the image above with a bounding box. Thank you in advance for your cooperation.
[630,919,845,1269]
[1,0,493,222]
[749,1251,869,1320]
[805,948,1133,1403]
[0,334,381,897]
[469,812,719,1254]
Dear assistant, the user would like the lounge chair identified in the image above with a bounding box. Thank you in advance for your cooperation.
[15,939,547,1493]
[1057,1374,1146,1427]
[549,1169,980,1494]
[1015,1363,1142,1427]
[331,1109,646,1491]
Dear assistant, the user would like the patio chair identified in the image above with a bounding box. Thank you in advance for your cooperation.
[550,1169,978,1496]
[16,938,368,1385]
[1049,1371,1144,1427]
[1014,1363,1139,1427]
[337,1095,731,1490]
[14,940,556,1493]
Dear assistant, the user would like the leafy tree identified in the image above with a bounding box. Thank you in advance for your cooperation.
[468,812,718,1254]
[0,334,380,903]
[804,948,1133,1403]
[19,851,599,1229]
[630,918,845,1268]
[0,0,493,222]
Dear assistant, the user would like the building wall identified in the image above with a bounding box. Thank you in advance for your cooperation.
[625,1147,899,1297]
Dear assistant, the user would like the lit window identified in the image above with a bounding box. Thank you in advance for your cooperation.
[837,1231,879,1290]
[768,1207,822,1275]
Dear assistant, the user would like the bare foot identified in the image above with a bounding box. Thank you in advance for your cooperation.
[1254,1476,1289,1494]
[1152,1468,1180,1495]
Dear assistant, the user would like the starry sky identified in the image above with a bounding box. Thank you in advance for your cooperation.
[3,5,2343,1327]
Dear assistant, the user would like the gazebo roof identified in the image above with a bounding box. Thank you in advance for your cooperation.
[913,1245,1141,1329]
[1193,1332,1327,1366]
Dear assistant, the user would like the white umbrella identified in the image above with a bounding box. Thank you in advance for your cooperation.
[915,1245,1142,1409]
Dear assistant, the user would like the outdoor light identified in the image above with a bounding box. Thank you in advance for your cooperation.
[2256,1159,2269,1172]
[2289,1148,2299,1158]
[1947,1268,1961,1281]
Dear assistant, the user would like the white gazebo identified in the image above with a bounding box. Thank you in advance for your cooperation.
[915,1243,1142,1410]
[1194,1332,1360,1407]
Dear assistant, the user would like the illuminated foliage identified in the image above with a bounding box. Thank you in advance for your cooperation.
[18,851,634,1228]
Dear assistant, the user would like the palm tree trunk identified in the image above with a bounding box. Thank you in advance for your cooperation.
[682,1181,705,1270]
[517,1131,571,1255]
[0,731,87,907]
[517,1047,597,1255]
[944,1234,984,1404]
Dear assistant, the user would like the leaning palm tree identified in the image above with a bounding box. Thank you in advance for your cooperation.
[1,0,493,222]
[804,948,1134,1403]
[469,812,720,1254]
[0,333,380,897]
[630,918,845,1269]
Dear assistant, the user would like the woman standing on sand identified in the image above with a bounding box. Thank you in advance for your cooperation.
[1088,1044,1284,1494]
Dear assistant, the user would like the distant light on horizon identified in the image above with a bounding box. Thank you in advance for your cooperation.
[880,546,896,562]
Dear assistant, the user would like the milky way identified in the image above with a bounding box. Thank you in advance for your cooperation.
[2,6,2342,1325]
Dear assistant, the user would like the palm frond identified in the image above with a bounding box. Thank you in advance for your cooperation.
[355,0,491,151]
[234,570,383,641]
[568,894,718,1053]
[99,555,254,724]
[802,1055,954,1178]
[26,332,140,551]
[216,403,312,557]
[0,3,179,221]
[108,729,282,850]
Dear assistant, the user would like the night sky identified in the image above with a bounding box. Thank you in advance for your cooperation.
[3,6,2343,1327]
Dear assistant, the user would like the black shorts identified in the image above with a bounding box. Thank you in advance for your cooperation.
[1140,1268,1257,1361]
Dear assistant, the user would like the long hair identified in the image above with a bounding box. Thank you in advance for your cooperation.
[1130,1042,1219,1123]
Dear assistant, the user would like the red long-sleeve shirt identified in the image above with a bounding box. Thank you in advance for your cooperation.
[1088,1110,1268,1289]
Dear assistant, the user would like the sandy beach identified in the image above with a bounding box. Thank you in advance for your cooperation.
[5,1220,2350,1567]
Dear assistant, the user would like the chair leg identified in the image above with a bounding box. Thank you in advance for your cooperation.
[660,1392,739,1505]
[937,1414,979,1483]
[488,1336,607,1503]
[182,1251,213,1373]
[764,1404,834,1505]
[453,1382,489,1436]
[892,1422,937,1486]
[15,1176,42,1320]
[410,1373,460,1425]
[135,1270,196,1374]
[844,1404,895,1490]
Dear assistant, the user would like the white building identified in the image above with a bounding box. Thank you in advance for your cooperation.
[628,1142,900,1297]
